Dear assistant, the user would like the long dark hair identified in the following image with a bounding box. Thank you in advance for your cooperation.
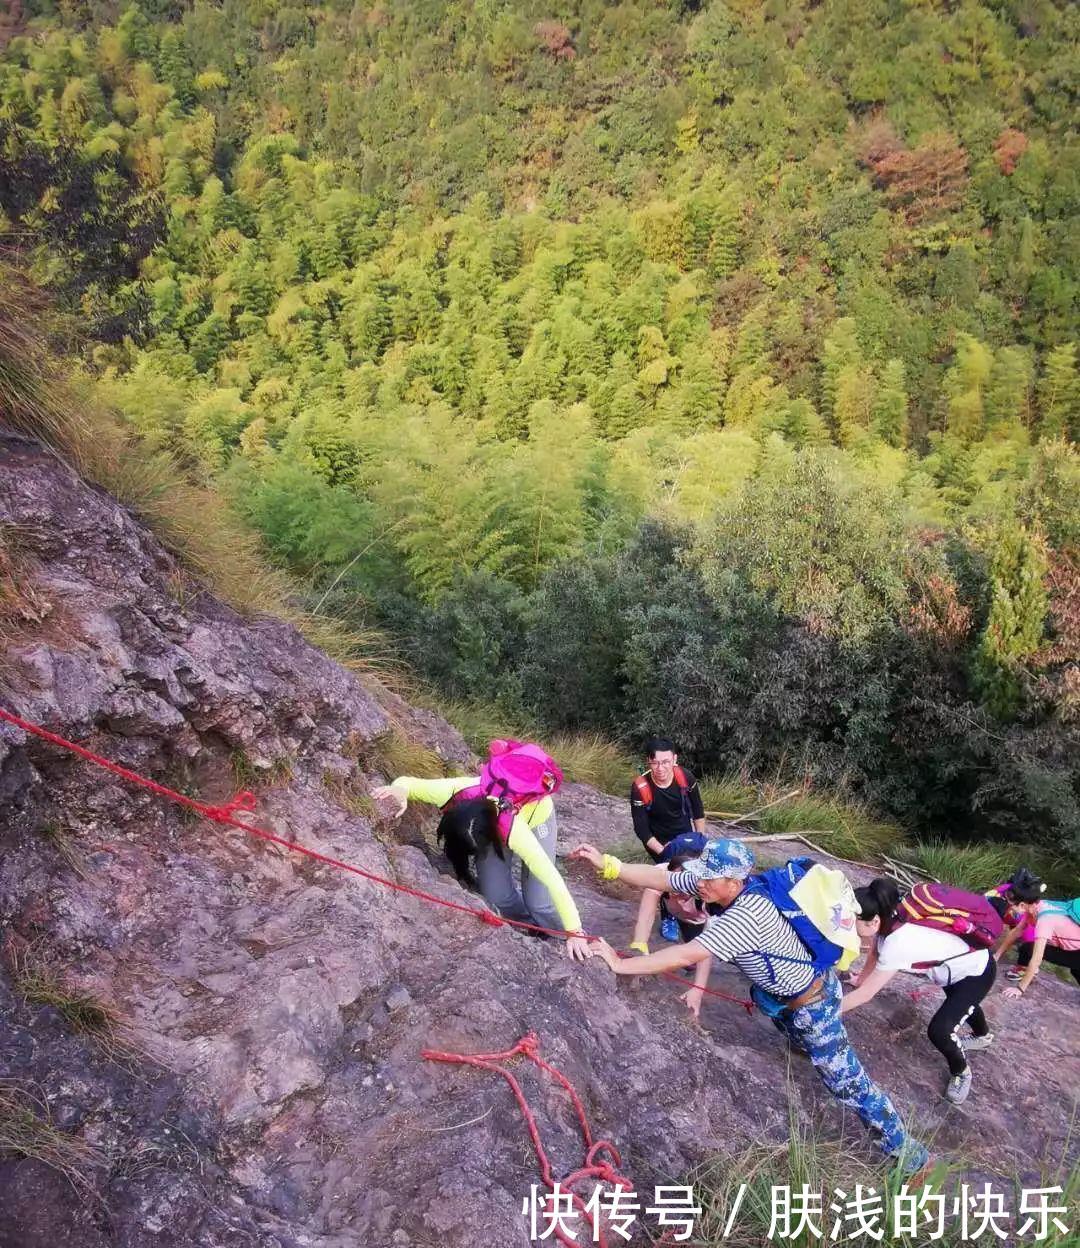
[854,878,902,936]
[435,797,502,891]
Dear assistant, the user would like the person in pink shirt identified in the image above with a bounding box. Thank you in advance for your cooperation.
[996,896,1080,998]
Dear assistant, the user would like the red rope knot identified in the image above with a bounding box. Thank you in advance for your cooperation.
[516,1032,541,1057]
[203,790,257,822]
[584,1142,632,1190]
[742,997,755,1015]
[589,1161,632,1190]
[478,909,505,927]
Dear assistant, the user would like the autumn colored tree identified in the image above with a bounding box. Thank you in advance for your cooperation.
[534,21,574,61]
[870,133,969,223]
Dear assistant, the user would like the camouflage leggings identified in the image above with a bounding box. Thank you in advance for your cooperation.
[753,972,929,1173]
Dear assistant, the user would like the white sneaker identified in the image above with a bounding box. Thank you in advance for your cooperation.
[962,1031,995,1053]
[946,1068,973,1105]
[1004,967,1025,981]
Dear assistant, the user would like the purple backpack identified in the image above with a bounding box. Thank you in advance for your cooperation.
[450,740,563,841]
[897,883,1004,963]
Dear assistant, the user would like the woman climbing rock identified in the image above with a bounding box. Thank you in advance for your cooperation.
[373,740,590,960]
[843,879,998,1107]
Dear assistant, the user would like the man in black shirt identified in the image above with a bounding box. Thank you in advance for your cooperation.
[630,737,706,861]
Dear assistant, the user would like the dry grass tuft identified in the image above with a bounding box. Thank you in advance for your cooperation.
[36,821,89,879]
[0,524,56,672]
[9,945,141,1067]
[546,731,638,795]
[323,768,382,824]
[354,727,447,781]
[0,1082,103,1191]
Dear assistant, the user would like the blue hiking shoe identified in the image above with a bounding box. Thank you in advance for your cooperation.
[660,915,681,943]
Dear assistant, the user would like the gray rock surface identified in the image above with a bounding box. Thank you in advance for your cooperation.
[0,430,1077,1247]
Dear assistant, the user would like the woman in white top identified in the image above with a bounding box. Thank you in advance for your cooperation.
[840,879,997,1106]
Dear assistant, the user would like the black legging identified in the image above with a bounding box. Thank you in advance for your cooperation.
[1016,941,1080,985]
[926,956,996,1077]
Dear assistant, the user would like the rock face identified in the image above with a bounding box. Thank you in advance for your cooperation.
[0,429,1077,1248]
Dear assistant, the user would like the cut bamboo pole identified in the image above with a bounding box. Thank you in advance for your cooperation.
[735,829,842,844]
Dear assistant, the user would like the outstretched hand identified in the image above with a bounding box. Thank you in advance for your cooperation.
[565,936,591,962]
[371,783,408,818]
[568,843,603,869]
[1001,984,1024,1001]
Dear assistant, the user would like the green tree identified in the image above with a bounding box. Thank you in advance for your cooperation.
[189,312,231,373]
[972,525,1048,719]
[157,29,195,109]
[1037,343,1078,441]
[497,401,592,589]
[944,335,994,442]
[820,318,861,437]
[117,6,156,60]
[984,346,1034,433]
[871,359,909,447]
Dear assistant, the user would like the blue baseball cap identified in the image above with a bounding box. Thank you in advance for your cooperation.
[657,832,709,864]
[683,837,755,882]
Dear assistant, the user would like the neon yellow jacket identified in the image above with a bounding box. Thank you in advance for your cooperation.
[393,775,581,933]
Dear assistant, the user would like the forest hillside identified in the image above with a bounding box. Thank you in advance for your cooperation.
[1,0,1078,864]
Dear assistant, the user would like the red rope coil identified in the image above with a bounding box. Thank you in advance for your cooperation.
[422,1032,633,1248]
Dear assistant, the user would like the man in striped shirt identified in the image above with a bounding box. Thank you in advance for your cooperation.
[571,837,930,1178]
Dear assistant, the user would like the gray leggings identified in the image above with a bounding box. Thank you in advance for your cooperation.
[474,811,562,932]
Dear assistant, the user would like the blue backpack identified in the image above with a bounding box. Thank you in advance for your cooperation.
[1041,898,1080,926]
[742,857,860,985]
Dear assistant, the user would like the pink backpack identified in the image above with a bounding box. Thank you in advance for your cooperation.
[450,740,563,841]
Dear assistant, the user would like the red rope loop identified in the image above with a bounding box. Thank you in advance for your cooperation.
[423,1033,635,1248]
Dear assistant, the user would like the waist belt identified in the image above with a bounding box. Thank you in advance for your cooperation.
[782,975,827,1012]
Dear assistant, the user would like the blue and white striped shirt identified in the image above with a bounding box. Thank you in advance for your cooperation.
[668,872,815,997]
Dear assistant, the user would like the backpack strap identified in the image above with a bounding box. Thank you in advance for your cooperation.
[633,774,654,807]
[672,764,697,825]
[740,878,815,985]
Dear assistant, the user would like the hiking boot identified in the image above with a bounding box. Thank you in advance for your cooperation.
[660,915,681,943]
[961,1031,995,1053]
[945,1068,973,1105]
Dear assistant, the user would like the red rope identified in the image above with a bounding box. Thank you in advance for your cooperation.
[0,706,753,1013]
[422,1032,633,1248]
[909,987,940,1002]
